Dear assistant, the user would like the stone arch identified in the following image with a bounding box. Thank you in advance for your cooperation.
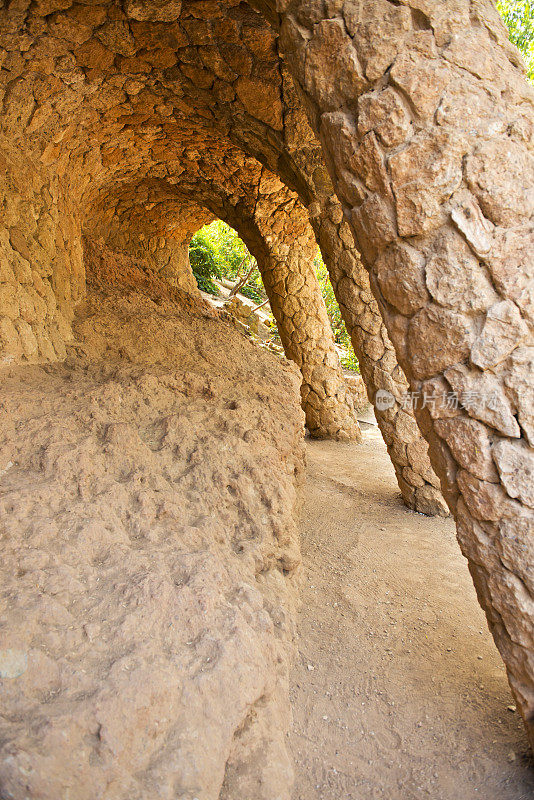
[0,0,445,510]
[100,195,213,295]
[84,171,361,440]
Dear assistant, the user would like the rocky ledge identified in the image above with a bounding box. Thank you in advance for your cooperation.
[0,259,305,799]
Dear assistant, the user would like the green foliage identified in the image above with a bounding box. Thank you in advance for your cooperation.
[189,221,264,300]
[188,226,223,294]
[497,0,534,80]
[190,222,359,371]
[339,347,360,372]
[314,251,360,372]
[238,282,264,303]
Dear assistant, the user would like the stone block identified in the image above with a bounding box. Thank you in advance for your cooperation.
[408,304,474,381]
[493,439,534,508]
[471,300,529,370]
[435,416,498,482]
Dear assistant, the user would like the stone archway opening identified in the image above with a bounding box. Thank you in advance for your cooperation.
[188,219,264,300]
[186,205,363,441]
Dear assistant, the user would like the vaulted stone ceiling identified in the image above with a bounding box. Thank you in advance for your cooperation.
[1,0,322,229]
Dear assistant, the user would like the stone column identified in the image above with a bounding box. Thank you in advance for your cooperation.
[311,197,448,515]
[279,0,534,746]
[229,196,361,441]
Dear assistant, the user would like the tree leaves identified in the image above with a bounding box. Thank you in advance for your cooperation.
[497,0,534,81]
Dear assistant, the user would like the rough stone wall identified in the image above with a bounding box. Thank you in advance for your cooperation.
[0,149,84,364]
[277,0,534,746]
[0,245,304,800]
[136,238,200,293]
[91,195,213,294]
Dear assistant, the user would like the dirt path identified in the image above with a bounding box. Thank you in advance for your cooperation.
[290,427,534,800]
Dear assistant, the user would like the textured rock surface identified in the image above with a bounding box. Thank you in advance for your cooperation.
[242,178,361,442]
[0,0,359,441]
[0,257,305,799]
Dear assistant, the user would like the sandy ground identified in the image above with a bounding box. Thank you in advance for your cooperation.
[290,426,534,800]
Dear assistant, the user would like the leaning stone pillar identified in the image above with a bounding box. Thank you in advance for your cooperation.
[262,239,361,441]
[234,198,361,441]
[279,0,534,746]
[310,198,448,515]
